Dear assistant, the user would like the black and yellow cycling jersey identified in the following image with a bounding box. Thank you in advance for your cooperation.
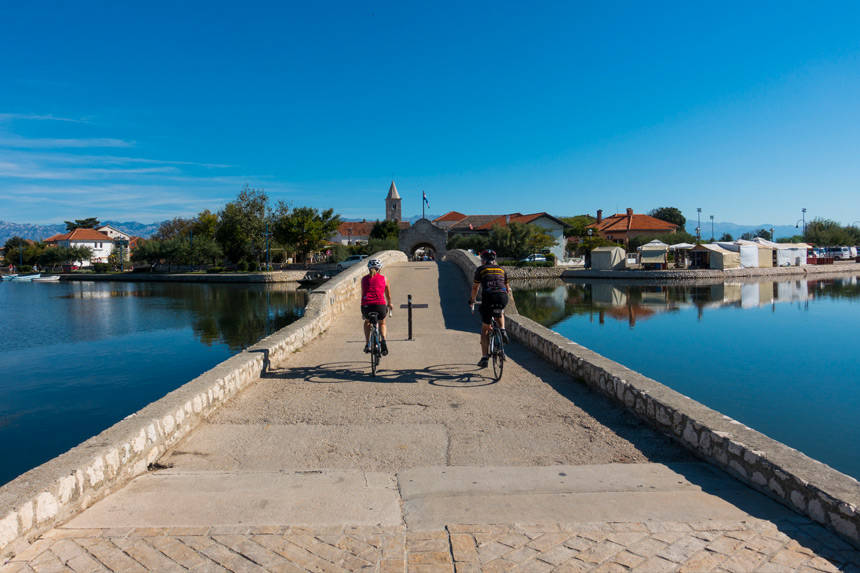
[473,264,509,294]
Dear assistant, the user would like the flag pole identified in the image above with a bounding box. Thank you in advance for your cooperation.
[422,190,424,220]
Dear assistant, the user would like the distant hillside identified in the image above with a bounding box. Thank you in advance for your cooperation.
[684,222,803,241]
[0,220,164,245]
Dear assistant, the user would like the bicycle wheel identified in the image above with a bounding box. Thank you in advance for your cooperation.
[370,329,379,376]
[491,329,504,380]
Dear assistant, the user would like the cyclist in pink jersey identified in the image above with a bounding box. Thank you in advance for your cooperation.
[361,258,393,355]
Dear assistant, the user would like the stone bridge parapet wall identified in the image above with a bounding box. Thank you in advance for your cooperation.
[0,251,407,559]
[445,249,860,549]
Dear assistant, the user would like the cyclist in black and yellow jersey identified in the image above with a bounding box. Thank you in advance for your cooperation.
[468,249,510,368]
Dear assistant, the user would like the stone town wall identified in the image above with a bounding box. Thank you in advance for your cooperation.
[445,249,860,549]
[501,266,567,279]
[0,251,408,559]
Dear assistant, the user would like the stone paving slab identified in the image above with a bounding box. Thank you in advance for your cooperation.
[3,521,858,572]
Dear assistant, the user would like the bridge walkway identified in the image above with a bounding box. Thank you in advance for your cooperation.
[3,261,856,571]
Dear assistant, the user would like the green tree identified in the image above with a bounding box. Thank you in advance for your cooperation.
[447,233,489,252]
[191,236,223,267]
[804,218,852,246]
[740,228,773,241]
[39,246,66,271]
[719,232,734,242]
[153,217,194,240]
[69,245,94,266]
[488,222,555,259]
[647,207,686,229]
[560,215,596,238]
[192,209,219,240]
[64,218,101,231]
[215,185,271,264]
[369,220,401,240]
[575,236,619,257]
[3,236,28,251]
[131,240,163,271]
[162,237,192,271]
[627,230,697,252]
[354,237,399,256]
[272,204,342,266]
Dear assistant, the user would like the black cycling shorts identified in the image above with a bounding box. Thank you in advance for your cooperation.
[479,292,508,325]
[361,304,388,321]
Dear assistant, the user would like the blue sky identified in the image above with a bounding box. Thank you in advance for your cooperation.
[2,1,859,227]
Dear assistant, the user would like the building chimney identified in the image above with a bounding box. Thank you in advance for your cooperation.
[597,210,602,224]
[627,208,633,227]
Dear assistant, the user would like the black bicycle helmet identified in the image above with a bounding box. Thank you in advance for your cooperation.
[480,249,497,263]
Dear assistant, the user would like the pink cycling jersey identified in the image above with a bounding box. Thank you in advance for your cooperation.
[361,273,387,305]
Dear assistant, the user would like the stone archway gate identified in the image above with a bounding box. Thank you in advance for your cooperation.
[399,218,447,260]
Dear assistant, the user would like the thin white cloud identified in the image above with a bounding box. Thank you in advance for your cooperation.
[0,136,135,149]
[0,113,89,124]
[2,149,234,169]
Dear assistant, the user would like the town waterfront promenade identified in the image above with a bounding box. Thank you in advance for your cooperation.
[3,259,859,571]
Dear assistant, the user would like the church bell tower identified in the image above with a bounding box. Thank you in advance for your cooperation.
[385,181,401,222]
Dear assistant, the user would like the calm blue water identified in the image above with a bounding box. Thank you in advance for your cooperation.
[513,275,860,480]
[0,280,307,486]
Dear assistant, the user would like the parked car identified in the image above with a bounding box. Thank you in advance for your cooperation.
[336,254,368,270]
[61,264,80,272]
[521,254,547,262]
[825,247,853,260]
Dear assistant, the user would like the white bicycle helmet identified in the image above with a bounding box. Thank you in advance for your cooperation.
[367,258,383,270]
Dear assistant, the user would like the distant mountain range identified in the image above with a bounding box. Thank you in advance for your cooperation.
[0,221,164,245]
[1,216,805,247]
[684,222,804,241]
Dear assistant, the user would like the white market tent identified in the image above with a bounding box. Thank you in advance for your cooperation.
[736,239,775,268]
[669,242,696,250]
[716,241,763,268]
[751,238,809,266]
[692,244,741,269]
[591,246,626,270]
[638,242,669,265]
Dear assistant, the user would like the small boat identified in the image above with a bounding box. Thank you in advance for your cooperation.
[32,275,61,282]
[1,274,17,281]
[11,274,41,282]
[297,270,338,287]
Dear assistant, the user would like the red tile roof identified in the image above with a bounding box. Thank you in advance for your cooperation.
[475,212,569,231]
[45,229,114,243]
[433,211,467,223]
[589,213,677,234]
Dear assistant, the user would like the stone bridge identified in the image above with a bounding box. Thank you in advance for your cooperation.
[1,251,858,571]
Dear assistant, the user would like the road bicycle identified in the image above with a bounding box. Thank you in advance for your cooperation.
[487,305,506,380]
[366,309,391,377]
[472,302,506,381]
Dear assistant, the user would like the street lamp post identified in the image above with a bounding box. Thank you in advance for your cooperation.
[801,208,807,239]
[696,208,702,243]
[264,221,272,271]
[769,227,774,242]
[796,208,807,240]
[348,228,353,245]
[710,215,715,241]
[586,228,593,269]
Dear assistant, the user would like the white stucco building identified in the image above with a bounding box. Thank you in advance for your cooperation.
[45,228,115,265]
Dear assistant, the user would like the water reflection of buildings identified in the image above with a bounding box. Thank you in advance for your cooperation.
[584,279,815,327]
[515,276,859,329]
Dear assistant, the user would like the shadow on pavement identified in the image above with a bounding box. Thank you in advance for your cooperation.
[264,361,499,387]
[437,261,478,333]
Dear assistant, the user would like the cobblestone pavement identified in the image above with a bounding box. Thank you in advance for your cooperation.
[4,519,859,572]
